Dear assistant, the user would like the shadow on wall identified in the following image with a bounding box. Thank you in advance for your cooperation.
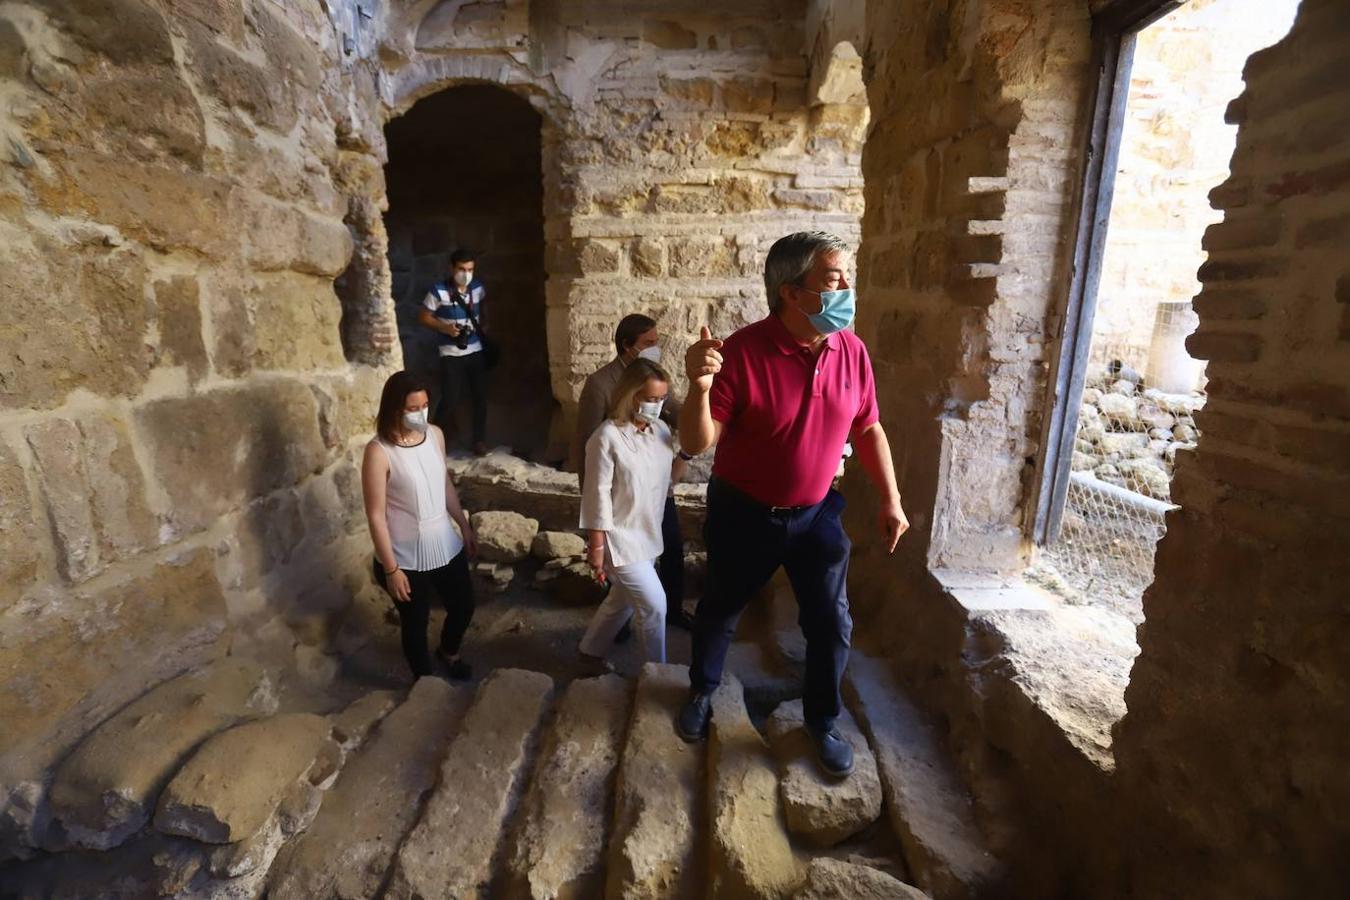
[383,85,555,459]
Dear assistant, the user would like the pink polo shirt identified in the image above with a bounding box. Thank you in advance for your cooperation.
[710,314,879,507]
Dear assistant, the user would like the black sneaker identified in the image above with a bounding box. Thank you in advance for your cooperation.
[436,650,472,681]
[676,691,713,743]
[808,725,854,778]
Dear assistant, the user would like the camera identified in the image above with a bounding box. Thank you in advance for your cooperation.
[453,320,474,349]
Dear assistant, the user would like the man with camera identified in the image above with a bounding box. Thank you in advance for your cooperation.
[419,249,491,456]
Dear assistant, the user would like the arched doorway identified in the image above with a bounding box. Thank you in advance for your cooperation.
[383,84,554,457]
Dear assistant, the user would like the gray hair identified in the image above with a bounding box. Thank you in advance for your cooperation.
[763,231,851,313]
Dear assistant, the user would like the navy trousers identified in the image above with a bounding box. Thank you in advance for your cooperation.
[690,478,853,730]
[659,494,684,607]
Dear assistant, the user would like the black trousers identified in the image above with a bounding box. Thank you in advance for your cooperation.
[437,351,488,446]
[659,494,684,607]
[373,551,475,678]
[690,479,853,731]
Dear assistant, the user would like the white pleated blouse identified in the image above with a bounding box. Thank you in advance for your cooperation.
[372,435,462,572]
[580,419,675,568]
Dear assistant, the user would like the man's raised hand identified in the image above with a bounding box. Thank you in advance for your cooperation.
[685,325,724,393]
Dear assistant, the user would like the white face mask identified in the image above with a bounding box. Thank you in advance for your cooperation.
[636,399,665,424]
[453,270,472,288]
[403,409,429,433]
[636,345,662,363]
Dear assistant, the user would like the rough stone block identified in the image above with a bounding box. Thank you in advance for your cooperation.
[267,678,471,900]
[724,79,776,115]
[0,441,40,612]
[154,712,331,843]
[607,663,703,899]
[37,151,233,258]
[766,699,882,846]
[25,418,98,582]
[471,509,541,562]
[79,414,158,566]
[579,240,623,275]
[250,272,347,371]
[388,668,554,900]
[794,858,930,899]
[329,690,400,753]
[135,381,326,535]
[0,234,154,410]
[531,530,586,560]
[644,20,698,50]
[182,21,297,133]
[669,237,735,277]
[505,674,632,900]
[845,654,1001,900]
[631,237,666,277]
[153,276,209,382]
[0,551,228,858]
[45,657,276,851]
[708,675,801,899]
[44,0,175,64]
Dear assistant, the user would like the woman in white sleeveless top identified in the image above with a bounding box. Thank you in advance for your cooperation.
[579,359,682,667]
[362,371,478,679]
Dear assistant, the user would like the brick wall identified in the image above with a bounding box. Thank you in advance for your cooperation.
[1113,1,1350,895]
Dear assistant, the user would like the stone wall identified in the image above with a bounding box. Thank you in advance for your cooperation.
[0,0,866,860]
[0,0,391,859]
[1113,0,1350,895]
[377,0,868,457]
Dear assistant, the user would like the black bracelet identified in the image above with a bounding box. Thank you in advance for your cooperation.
[676,449,695,461]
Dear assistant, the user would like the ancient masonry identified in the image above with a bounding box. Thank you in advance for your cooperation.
[1,0,1348,898]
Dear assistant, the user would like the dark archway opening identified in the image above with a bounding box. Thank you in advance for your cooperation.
[384,84,553,457]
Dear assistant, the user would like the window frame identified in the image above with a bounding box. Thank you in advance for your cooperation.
[1031,0,1185,545]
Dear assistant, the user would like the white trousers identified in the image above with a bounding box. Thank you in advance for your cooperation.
[579,557,667,664]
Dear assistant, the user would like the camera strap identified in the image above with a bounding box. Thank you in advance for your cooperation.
[445,287,484,336]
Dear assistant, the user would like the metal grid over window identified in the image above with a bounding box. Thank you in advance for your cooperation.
[1035,361,1202,621]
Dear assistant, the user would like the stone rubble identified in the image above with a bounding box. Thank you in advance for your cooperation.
[387,668,554,900]
[766,699,882,847]
[44,658,277,852]
[153,712,333,843]
[793,858,931,900]
[471,509,541,562]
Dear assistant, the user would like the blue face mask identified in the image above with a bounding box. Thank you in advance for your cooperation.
[798,287,856,335]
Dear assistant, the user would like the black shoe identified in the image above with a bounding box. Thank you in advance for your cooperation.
[808,725,854,778]
[667,604,694,631]
[614,619,633,644]
[436,650,472,681]
[676,691,713,742]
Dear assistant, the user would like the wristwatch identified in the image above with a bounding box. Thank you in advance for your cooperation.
[676,448,695,461]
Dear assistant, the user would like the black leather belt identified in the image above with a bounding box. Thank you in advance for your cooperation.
[710,477,813,514]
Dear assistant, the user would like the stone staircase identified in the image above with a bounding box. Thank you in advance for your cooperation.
[2,654,1000,900]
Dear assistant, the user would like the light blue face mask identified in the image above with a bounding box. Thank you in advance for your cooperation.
[798,287,856,335]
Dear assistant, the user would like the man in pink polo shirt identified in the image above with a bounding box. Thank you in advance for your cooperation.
[675,231,908,777]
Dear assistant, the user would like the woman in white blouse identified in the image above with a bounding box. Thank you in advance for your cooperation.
[579,358,683,667]
[362,371,479,680]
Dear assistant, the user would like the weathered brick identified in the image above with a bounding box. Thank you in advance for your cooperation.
[1186,330,1262,363]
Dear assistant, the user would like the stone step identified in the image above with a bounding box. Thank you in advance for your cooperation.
[387,668,555,900]
[794,858,931,899]
[503,673,633,900]
[154,712,334,844]
[844,654,1002,900]
[766,699,882,847]
[707,674,803,899]
[267,677,472,899]
[43,658,277,851]
[606,662,704,900]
